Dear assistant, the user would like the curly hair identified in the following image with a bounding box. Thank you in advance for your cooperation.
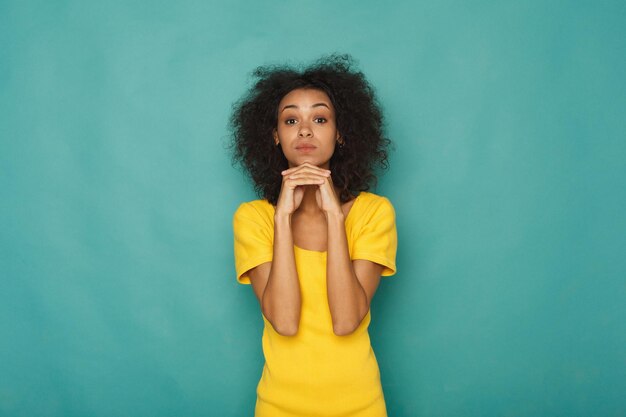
[229,54,391,204]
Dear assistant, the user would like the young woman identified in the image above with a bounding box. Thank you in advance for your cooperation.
[230,54,397,417]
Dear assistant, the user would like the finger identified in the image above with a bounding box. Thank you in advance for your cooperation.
[282,168,330,178]
[316,178,340,206]
[282,164,331,176]
[316,178,336,196]
[282,162,318,174]
[285,171,329,182]
[293,187,304,208]
[283,177,326,188]
[284,169,330,180]
[283,170,331,182]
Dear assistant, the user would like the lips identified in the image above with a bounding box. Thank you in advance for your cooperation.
[295,143,316,152]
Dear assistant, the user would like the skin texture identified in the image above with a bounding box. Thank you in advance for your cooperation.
[246,88,384,336]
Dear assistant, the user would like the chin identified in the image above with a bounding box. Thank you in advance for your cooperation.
[287,154,332,168]
[292,157,318,166]
[305,156,332,166]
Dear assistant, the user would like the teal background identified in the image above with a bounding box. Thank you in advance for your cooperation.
[1,0,625,416]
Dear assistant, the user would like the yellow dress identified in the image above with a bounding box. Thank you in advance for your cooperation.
[233,191,397,417]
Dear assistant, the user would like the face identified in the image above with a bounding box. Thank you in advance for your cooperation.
[273,88,340,169]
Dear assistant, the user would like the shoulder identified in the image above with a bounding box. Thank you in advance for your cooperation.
[234,199,274,219]
[353,192,395,219]
[233,200,274,239]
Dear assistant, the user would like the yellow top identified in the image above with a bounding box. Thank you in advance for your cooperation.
[233,191,397,417]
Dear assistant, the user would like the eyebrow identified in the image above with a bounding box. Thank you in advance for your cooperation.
[280,103,330,113]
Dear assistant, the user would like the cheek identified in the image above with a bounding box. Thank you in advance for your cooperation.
[324,139,338,155]
[276,124,291,138]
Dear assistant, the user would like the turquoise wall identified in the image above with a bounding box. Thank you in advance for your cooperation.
[1,1,625,416]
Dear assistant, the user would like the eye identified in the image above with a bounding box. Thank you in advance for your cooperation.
[285,118,297,125]
[314,117,327,123]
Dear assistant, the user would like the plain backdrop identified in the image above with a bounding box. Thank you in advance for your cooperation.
[1,1,625,416]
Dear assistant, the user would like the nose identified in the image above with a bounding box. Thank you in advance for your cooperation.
[298,123,313,138]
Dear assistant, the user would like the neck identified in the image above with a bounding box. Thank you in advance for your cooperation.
[297,185,323,214]
[295,185,345,213]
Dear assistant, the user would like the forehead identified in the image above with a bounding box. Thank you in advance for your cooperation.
[278,88,333,109]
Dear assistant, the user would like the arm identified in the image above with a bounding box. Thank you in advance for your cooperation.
[326,211,384,336]
[247,165,330,336]
[248,214,301,336]
[310,166,385,336]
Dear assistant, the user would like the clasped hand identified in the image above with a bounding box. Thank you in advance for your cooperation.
[275,162,341,216]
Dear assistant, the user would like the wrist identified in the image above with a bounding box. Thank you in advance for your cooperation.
[325,210,345,223]
[274,212,292,224]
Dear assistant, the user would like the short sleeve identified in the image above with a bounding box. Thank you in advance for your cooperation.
[351,197,398,276]
[233,202,274,284]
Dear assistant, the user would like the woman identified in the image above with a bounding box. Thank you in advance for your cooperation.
[230,54,397,417]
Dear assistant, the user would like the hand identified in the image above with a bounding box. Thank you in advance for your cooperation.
[314,170,342,216]
[275,163,331,216]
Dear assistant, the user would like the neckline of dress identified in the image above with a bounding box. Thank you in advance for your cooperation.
[288,191,365,254]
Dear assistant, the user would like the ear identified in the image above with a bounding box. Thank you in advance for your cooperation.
[273,129,279,145]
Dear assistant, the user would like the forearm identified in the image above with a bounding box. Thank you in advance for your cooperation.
[326,212,369,335]
[262,214,301,335]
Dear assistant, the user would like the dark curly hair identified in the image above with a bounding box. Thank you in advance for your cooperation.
[229,54,390,204]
